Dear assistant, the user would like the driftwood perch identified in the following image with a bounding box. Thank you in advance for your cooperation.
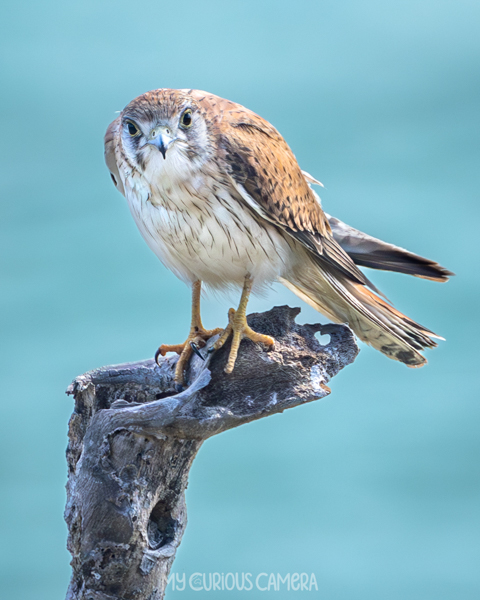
[64,306,359,600]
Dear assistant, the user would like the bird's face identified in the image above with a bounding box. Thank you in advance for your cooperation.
[118,89,211,185]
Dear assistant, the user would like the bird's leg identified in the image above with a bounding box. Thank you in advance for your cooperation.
[155,280,223,387]
[213,275,275,373]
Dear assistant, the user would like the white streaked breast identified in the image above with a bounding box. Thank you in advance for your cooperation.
[123,171,294,293]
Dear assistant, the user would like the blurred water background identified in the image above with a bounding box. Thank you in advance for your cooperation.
[1,1,479,598]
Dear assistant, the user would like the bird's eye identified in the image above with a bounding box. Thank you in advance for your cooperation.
[180,109,193,129]
[126,121,140,137]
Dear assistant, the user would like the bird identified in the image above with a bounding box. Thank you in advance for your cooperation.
[104,88,453,388]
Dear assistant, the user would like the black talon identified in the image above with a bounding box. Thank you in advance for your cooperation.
[175,383,184,393]
[190,341,205,361]
[154,347,162,366]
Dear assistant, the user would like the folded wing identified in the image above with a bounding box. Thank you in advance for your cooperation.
[326,214,454,282]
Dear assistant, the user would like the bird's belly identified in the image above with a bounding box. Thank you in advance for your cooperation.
[126,185,292,290]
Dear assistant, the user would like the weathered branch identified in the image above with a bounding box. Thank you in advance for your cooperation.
[64,306,359,600]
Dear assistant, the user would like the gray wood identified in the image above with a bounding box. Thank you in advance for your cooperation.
[64,306,359,600]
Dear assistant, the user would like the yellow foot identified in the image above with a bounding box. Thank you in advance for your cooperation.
[156,325,223,388]
[213,308,275,374]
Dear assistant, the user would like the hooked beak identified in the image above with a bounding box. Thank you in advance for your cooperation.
[146,126,175,159]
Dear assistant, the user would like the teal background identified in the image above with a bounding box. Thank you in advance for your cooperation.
[1,1,478,598]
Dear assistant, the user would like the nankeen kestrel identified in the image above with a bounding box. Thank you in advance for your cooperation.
[105,89,452,387]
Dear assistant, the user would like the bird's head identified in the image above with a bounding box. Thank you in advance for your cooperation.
[113,89,211,187]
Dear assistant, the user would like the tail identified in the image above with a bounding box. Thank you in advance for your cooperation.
[326,214,454,282]
[280,264,442,367]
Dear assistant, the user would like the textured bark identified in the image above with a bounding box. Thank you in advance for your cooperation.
[64,306,359,600]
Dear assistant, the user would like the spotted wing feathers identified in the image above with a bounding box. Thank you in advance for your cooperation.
[191,92,447,367]
[194,93,369,287]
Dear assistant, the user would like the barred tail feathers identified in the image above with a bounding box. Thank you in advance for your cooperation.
[280,266,440,367]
